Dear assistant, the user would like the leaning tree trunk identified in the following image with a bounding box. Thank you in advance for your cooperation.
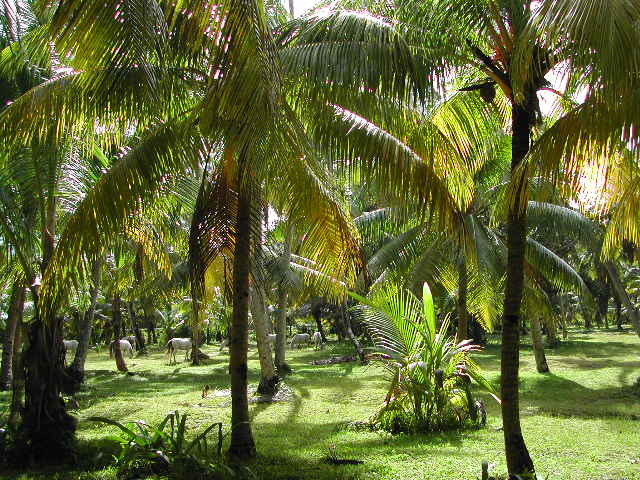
[500,101,535,478]
[605,261,640,337]
[112,294,122,340]
[250,285,279,394]
[530,317,550,373]
[69,258,102,384]
[455,257,469,344]
[312,306,327,342]
[545,317,558,348]
[275,226,292,375]
[1,281,26,390]
[228,186,256,460]
[112,340,128,373]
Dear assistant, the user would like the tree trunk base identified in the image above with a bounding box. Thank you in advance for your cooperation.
[256,375,280,396]
[276,363,292,376]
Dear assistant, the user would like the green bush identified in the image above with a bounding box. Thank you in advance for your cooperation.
[351,283,499,433]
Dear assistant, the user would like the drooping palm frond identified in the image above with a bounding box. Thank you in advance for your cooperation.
[39,121,207,320]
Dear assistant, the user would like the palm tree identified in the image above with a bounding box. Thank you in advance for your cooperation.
[0,2,432,461]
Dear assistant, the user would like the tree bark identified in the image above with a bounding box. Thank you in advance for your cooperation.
[544,317,558,348]
[112,295,122,340]
[455,258,469,343]
[530,317,550,373]
[275,226,292,375]
[228,186,256,460]
[311,301,327,342]
[605,261,640,337]
[128,302,147,354]
[69,258,102,383]
[501,102,535,478]
[251,285,279,394]
[343,302,365,362]
[112,340,128,372]
[8,315,24,430]
[1,281,26,390]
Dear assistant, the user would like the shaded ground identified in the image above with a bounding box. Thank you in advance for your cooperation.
[1,329,639,480]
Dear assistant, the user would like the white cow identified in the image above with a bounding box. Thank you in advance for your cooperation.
[312,331,323,350]
[167,337,192,364]
[63,339,78,353]
[267,334,277,343]
[290,333,311,349]
[219,338,229,351]
[109,339,134,358]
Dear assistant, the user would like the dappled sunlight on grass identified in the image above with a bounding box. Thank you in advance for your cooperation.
[1,329,639,479]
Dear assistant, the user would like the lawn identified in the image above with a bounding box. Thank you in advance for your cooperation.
[2,329,639,480]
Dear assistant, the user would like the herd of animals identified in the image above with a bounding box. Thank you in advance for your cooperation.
[62,331,325,365]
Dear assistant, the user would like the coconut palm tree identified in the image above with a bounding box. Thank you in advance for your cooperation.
[0,2,438,461]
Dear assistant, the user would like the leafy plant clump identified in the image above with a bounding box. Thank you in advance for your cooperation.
[90,410,228,479]
[352,283,499,434]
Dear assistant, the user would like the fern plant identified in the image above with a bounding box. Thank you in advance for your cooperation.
[351,283,499,433]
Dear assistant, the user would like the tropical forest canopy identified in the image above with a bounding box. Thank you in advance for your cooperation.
[0,0,638,479]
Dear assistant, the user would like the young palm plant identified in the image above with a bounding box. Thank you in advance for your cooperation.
[351,282,498,433]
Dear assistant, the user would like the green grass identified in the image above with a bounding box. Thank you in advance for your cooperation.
[2,329,640,480]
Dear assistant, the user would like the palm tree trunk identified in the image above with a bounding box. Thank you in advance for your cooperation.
[343,302,365,362]
[545,317,558,348]
[530,317,550,373]
[604,261,640,337]
[1,281,26,390]
[69,258,102,384]
[129,302,147,354]
[455,257,469,343]
[275,226,292,375]
[112,340,128,372]
[8,315,24,430]
[228,186,256,460]
[251,285,279,394]
[501,102,535,478]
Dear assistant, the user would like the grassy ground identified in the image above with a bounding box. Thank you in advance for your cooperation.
[1,329,639,480]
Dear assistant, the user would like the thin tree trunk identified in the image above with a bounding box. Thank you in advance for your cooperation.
[112,340,128,372]
[530,317,550,373]
[343,302,365,362]
[1,281,26,390]
[288,0,294,17]
[455,258,469,343]
[501,102,535,478]
[112,295,122,339]
[605,261,640,337]
[8,315,24,430]
[128,302,146,354]
[228,186,256,460]
[69,258,102,383]
[312,305,327,342]
[251,285,279,394]
[275,226,292,375]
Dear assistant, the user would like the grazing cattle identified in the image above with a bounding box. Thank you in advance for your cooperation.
[267,334,277,343]
[109,339,134,358]
[63,340,78,353]
[290,333,311,349]
[219,338,229,351]
[312,331,323,350]
[167,337,192,364]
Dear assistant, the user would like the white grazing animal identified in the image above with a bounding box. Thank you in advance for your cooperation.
[219,338,230,351]
[312,331,323,349]
[167,337,192,364]
[110,339,134,358]
[122,335,137,350]
[63,339,79,353]
[290,333,311,349]
[267,334,277,343]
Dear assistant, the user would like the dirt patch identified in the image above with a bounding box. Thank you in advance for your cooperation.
[250,383,296,403]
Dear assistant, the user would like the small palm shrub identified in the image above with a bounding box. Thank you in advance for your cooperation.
[90,411,228,479]
[351,283,499,433]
